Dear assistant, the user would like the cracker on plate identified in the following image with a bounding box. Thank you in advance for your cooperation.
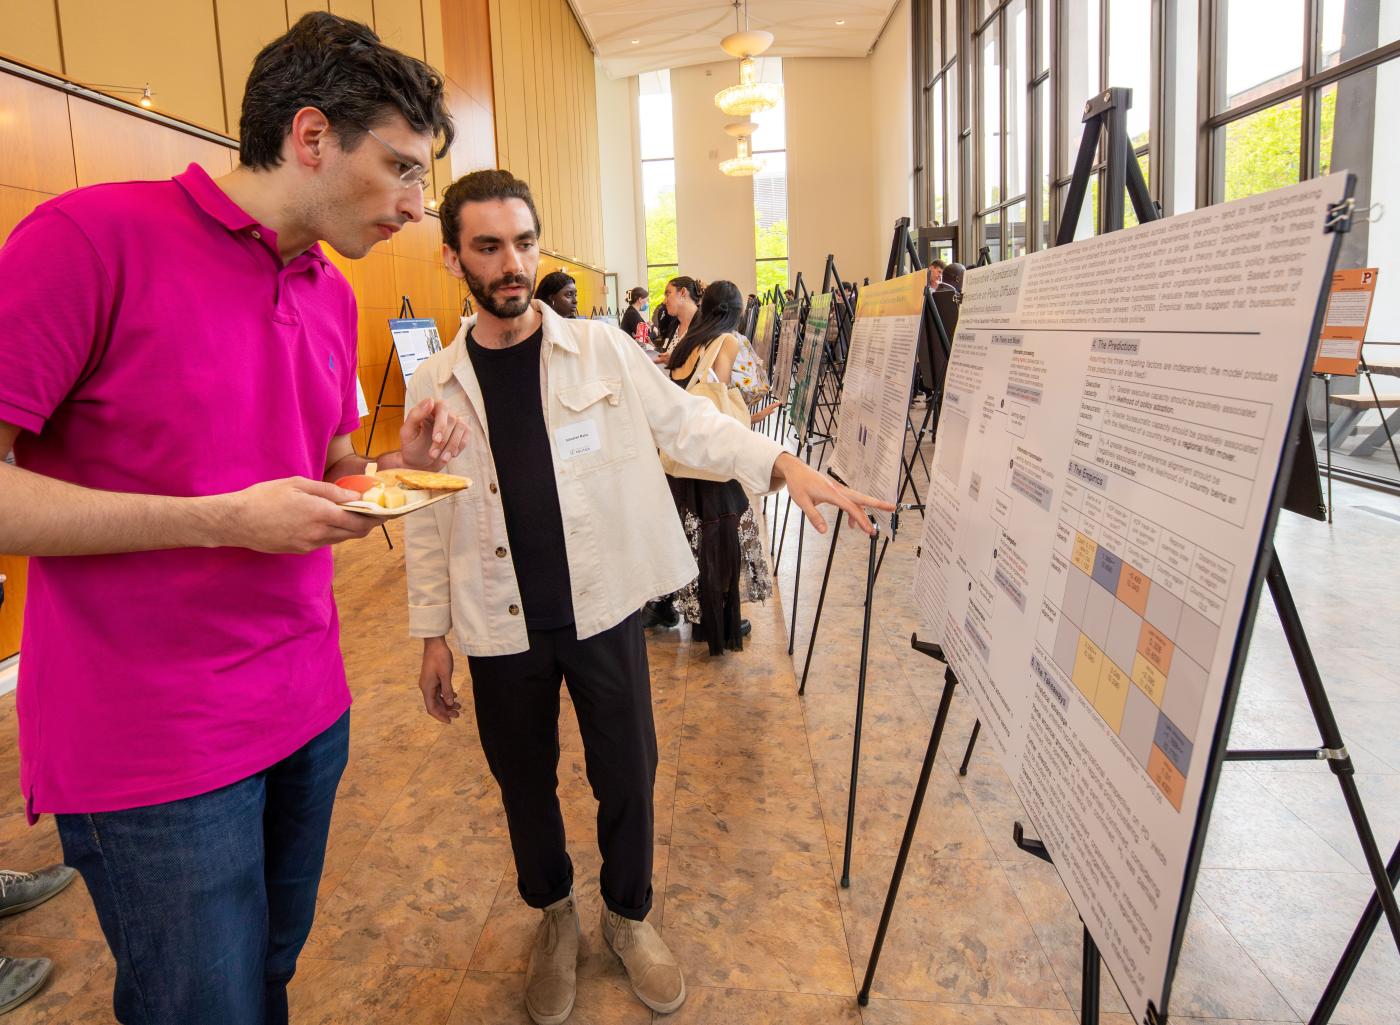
[395,470,472,491]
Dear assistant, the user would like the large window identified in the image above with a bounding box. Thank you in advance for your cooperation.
[913,0,1400,492]
[1205,0,1400,489]
[972,0,1046,261]
[1053,0,1158,238]
[639,70,678,300]
[751,59,789,296]
[915,0,961,233]
[917,0,1160,259]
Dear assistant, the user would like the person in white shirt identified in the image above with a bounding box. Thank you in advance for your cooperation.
[405,169,890,1025]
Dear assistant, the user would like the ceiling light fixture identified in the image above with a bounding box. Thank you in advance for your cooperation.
[715,1,782,117]
[719,119,764,177]
[836,19,846,26]
[631,38,640,44]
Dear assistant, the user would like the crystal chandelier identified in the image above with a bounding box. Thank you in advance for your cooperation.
[719,121,764,177]
[714,1,782,117]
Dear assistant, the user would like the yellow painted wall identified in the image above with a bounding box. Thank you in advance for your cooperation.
[487,0,604,270]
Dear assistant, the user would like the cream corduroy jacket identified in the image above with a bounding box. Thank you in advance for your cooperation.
[403,300,784,656]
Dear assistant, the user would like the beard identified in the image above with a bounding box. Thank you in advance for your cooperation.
[466,269,534,319]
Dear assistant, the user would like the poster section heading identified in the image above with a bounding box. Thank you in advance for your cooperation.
[771,302,803,403]
[389,319,444,381]
[1312,267,1379,375]
[789,293,834,446]
[830,271,926,534]
[911,174,1348,1025]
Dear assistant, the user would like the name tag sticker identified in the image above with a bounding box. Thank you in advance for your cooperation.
[556,418,601,459]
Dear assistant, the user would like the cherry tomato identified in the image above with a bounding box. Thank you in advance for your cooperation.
[334,474,379,495]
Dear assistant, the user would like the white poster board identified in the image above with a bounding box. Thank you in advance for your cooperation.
[912,174,1348,1025]
[789,293,834,446]
[753,303,777,372]
[388,318,443,381]
[830,271,926,533]
[771,302,802,402]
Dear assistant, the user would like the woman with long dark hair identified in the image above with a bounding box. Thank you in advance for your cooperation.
[645,277,771,652]
[650,289,680,352]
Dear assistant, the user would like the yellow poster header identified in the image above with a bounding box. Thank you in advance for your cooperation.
[855,270,927,319]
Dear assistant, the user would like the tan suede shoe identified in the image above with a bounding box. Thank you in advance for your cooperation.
[525,894,580,1025]
[600,906,687,1014]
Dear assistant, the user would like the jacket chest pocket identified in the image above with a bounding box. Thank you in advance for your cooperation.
[554,377,635,475]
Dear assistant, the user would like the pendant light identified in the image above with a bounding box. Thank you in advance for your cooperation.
[714,1,782,116]
[719,120,764,177]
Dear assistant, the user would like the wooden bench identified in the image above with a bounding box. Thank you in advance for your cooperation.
[1328,393,1400,457]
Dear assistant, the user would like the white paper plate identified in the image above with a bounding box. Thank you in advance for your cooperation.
[340,488,461,519]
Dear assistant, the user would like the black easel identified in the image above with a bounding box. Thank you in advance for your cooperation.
[797,225,955,701]
[861,91,1398,1025]
[780,290,845,656]
[366,296,416,455]
[1056,87,1158,247]
[790,227,952,889]
[771,290,812,571]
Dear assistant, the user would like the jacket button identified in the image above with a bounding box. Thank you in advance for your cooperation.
[508,604,520,616]
[495,546,507,558]
[489,482,499,494]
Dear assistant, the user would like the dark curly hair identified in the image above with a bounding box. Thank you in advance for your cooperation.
[439,169,543,254]
[239,12,454,169]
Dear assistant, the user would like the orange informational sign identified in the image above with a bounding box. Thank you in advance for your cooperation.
[1313,267,1379,375]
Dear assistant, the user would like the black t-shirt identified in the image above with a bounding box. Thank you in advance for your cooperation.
[466,326,574,630]
[620,306,644,339]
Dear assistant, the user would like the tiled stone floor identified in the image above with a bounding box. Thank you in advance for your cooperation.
[0,474,1395,1023]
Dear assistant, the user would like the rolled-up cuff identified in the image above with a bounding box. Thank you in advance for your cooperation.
[733,433,785,495]
[408,602,452,637]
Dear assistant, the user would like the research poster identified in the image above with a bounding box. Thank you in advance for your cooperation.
[830,271,926,533]
[1312,266,1379,375]
[754,303,777,372]
[912,174,1348,1024]
[772,301,802,403]
[388,318,443,381]
[789,293,833,445]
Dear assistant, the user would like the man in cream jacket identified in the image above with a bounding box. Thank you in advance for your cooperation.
[405,169,889,1025]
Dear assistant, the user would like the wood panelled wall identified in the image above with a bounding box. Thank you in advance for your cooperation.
[0,0,617,660]
[0,0,493,207]
[325,220,472,457]
[488,0,606,272]
[0,65,470,658]
[0,72,237,662]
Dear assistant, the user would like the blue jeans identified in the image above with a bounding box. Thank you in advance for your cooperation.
[56,710,350,1025]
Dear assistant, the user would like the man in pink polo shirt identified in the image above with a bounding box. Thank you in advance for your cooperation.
[0,13,464,1024]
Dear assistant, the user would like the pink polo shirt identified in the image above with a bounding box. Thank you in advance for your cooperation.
[0,164,361,821]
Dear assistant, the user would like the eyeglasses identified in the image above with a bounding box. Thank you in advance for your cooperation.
[365,127,429,191]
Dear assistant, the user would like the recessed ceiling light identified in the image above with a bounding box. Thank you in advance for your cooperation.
[631,38,641,44]
[835,19,846,25]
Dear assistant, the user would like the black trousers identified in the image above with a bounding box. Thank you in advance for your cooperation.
[467,611,658,920]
